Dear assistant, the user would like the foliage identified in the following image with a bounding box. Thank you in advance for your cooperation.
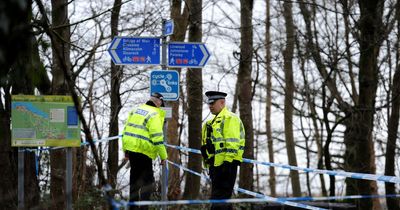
[73,188,107,210]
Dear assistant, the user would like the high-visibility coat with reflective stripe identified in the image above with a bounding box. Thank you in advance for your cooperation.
[202,107,245,167]
[122,104,167,160]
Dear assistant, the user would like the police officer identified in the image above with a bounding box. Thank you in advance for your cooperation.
[201,91,245,210]
[122,92,168,210]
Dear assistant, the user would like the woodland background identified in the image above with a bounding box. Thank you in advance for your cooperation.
[0,0,400,209]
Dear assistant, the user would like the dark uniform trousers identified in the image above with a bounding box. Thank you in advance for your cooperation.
[128,151,154,210]
[209,161,239,210]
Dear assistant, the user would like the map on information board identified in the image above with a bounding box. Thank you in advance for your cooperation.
[11,95,81,147]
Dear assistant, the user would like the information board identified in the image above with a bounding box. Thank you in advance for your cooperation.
[11,95,81,147]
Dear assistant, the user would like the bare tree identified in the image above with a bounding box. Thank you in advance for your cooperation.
[49,0,71,208]
[343,1,384,209]
[183,0,203,200]
[296,2,388,207]
[168,0,190,201]
[264,0,276,197]
[0,0,31,207]
[295,37,327,196]
[107,0,122,190]
[384,2,400,209]
[384,53,400,210]
[282,0,301,196]
[238,0,254,194]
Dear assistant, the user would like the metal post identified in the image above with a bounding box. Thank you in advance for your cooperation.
[161,120,168,210]
[161,19,167,69]
[66,148,72,210]
[161,18,169,210]
[18,149,24,210]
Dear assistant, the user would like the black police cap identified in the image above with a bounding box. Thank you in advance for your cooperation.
[151,92,164,100]
[205,91,227,104]
[151,92,165,107]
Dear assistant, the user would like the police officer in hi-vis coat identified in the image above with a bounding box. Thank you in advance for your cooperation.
[122,92,168,210]
[201,91,245,210]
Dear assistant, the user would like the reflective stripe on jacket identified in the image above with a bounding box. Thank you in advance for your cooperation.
[122,104,167,160]
[202,107,245,167]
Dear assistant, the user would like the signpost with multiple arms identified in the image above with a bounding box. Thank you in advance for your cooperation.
[107,19,211,210]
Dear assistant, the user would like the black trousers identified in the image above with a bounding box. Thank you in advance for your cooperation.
[128,151,154,210]
[209,161,238,210]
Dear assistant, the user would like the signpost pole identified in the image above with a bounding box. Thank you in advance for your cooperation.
[161,19,167,69]
[66,148,73,210]
[18,149,24,210]
[160,19,168,210]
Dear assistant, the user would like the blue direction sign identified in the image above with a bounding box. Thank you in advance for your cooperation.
[150,70,179,101]
[168,42,210,68]
[163,20,174,36]
[108,37,160,65]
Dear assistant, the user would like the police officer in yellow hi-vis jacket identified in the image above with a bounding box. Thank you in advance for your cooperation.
[122,92,168,210]
[201,91,245,210]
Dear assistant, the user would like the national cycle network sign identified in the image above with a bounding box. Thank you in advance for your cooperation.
[150,70,179,101]
[108,37,161,65]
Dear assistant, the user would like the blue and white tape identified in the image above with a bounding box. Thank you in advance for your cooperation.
[165,144,400,184]
[80,135,121,146]
[22,137,400,185]
[166,160,328,210]
[113,193,400,208]
[19,135,122,152]
[281,194,400,201]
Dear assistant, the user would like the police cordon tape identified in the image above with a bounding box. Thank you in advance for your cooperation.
[168,160,329,210]
[21,135,400,185]
[110,159,400,209]
[116,198,328,209]
[20,134,400,185]
[164,143,400,184]
[112,160,328,210]
[19,135,121,152]
[19,135,400,208]
[283,194,400,201]
[111,190,400,209]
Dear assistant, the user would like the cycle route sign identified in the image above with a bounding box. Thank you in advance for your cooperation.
[168,42,210,68]
[108,37,161,65]
[150,70,179,101]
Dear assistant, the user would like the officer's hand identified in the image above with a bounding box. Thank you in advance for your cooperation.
[124,152,129,161]
[160,159,166,165]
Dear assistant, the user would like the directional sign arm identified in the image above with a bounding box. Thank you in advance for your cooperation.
[199,44,210,66]
[167,42,210,68]
[109,38,122,64]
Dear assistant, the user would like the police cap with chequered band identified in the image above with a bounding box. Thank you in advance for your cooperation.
[205,91,227,104]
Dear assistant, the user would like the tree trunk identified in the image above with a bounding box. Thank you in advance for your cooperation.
[0,95,17,209]
[108,0,122,190]
[238,0,254,195]
[168,0,189,201]
[384,5,400,207]
[282,0,302,197]
[297,38,327,196]
[384,58,400,210]
[0,0,33,206]
[3,1,41,208]
[10,45,41,209]
[264,0,276,197]
[182,0,203,200]
[50,0,71,208]
[344,1,383,209]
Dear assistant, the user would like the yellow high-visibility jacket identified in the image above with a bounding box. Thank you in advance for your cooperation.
[202,107,245,167]
[122,104,167,160]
